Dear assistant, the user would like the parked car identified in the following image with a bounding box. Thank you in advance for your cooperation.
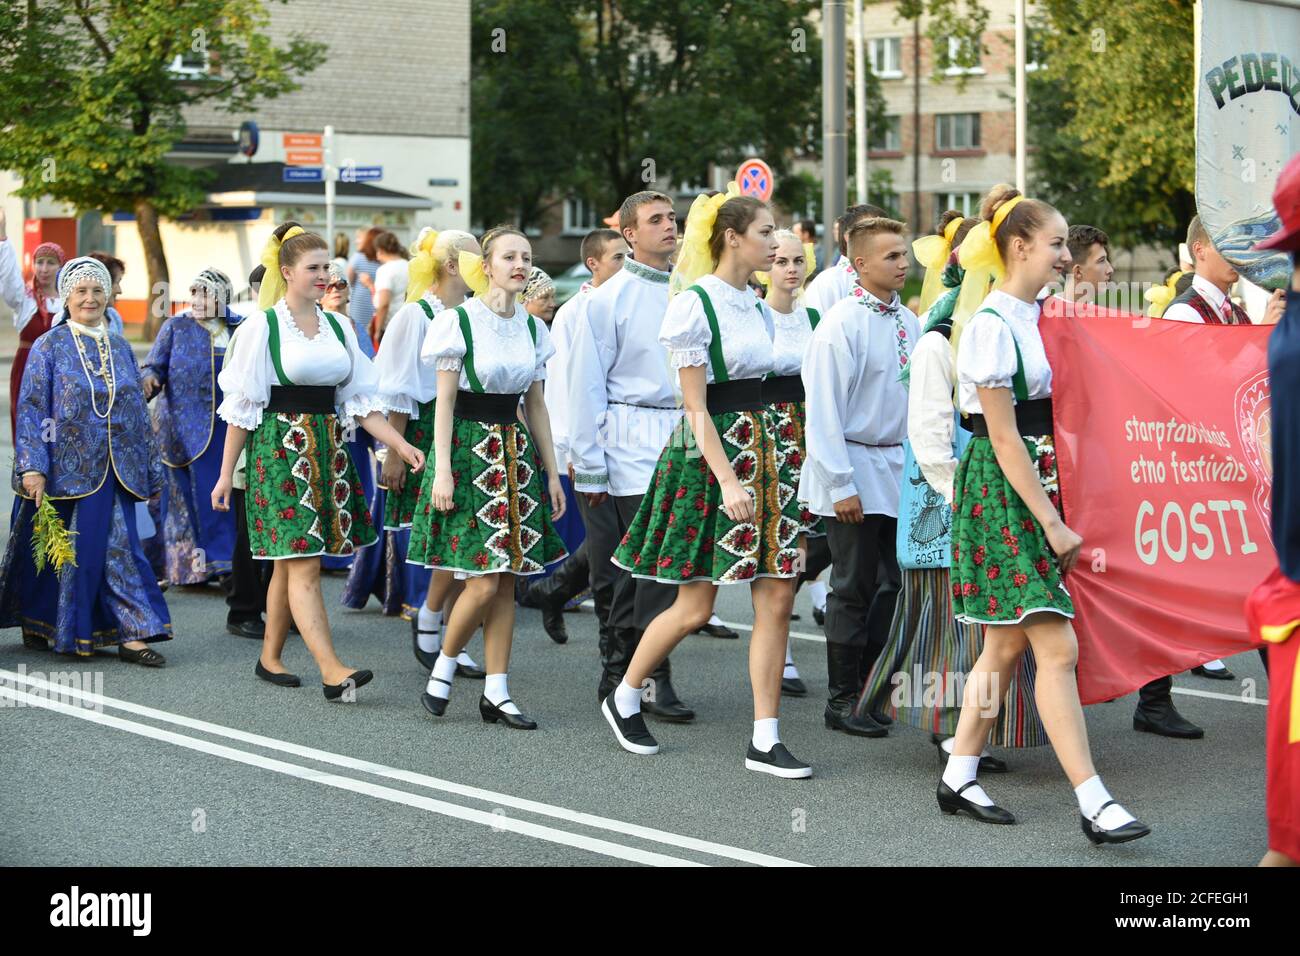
[552,262,591,305]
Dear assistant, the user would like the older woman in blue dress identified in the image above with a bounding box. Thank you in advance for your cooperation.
[0,257,171,664]
[141,268,242,586]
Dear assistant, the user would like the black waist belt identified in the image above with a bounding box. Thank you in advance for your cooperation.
[266,385,335,415]
[454,390,521,424]
[761,374,805,405]
[969,397,1054,437]
[706,378,766,415]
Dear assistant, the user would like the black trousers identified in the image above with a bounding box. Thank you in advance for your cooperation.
[226,487,272,625]
[824,514,902,672]
[578,491,622,637]
[798,533,832,586]
[613,492,677,633]
[582,489,676,635]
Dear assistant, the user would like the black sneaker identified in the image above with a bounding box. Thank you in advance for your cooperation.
[601,696,659,755]
[745,741,812,779]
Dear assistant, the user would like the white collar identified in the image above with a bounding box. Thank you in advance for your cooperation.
[1191,274,1229,312]
[69,319,108,338]
[986,289,1042,324]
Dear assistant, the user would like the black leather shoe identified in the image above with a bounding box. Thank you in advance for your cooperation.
[255,660,301,687]
[456,659,486,680]
[1081,801,1152,845]
[745,741,812,779]
[227,619,265,640]
[642,663,695,723]
[479,695,538,730]
[869,709,894,726]
[601,696,659,754]
[422,681,450,717]
[812,606,825,627]
[411,616,439,669]
[119,645,166,667]
[323,669,372,701]
[541,604,568,644]
[931,735,1009,773]
[1191,664,1236,681]
[21,632,47,650]
[936,781,1015,825]
[781,675,808,697]
[824,704,888,737]
[1133,707,1204,739]
[695,621,739,639]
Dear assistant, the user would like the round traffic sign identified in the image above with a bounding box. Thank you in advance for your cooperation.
[736,158,775,202]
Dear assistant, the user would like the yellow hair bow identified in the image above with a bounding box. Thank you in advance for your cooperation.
[669,181,741,298]
[458,249,489,298]
[406,228,441,303]
[912,217,964,315]
[950,196,1027,368]
[257,226,304,309]
[1144,270,1184,318]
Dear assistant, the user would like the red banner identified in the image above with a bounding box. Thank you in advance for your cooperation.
[1040,298,1273,704]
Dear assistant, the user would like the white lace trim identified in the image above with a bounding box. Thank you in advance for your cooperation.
[435,356,463,372]
[341,392,385,421]
[379,392,419,416]
[274,298,332,343]
[217,396,263,431]
[670,348,710,369]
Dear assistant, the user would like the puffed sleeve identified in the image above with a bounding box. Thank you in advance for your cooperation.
[216,308,272,430]
[330,311,385,420]
[373,301,427,415]
[530,313,556,382]
[957,310,1018,391]
[421,306,468,373]
[658,289,711,370]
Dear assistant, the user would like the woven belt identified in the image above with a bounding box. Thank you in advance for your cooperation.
[761,374,804,405]
[706,378,765,415]
[969,397,1054,437]
[266,385,335,415]
[453,390,521,424]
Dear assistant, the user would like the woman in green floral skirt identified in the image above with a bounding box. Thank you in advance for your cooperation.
[410,227,567,730]
[599,189,812,779]
[212,222,426,700]
[937,191,1149,845]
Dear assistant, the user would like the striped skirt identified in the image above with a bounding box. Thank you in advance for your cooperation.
[857,567,1048,747]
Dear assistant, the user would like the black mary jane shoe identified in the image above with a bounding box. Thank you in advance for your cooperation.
[255,660,301,688]
[478,695,538,730]
[695,621,739,640]
[119,645,166,668]
[1191,664,1236,681]
[456,659,487,680]
[422,680,451,717]
[322,669,373,701]
[936,781,1016,825]
[781,675,808,697]
[1081,801,1152,845]
[931,734,1010,774]
[411,616,440,670]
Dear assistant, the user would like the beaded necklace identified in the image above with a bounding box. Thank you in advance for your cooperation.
[70,321,117,418]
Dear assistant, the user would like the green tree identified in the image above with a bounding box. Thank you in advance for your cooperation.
[472,0,828,228]
[1024,0,1195,249]
[0,1,324,337]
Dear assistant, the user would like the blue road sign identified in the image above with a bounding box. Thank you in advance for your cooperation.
[341,166,383,183]
[283,167,323,182]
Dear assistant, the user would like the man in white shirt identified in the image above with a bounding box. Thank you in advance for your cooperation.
[519,228,628,644]
[567,192,694,721]
[800,217,919,737]
[803,203,885,315]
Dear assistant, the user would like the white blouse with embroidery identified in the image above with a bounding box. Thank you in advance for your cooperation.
[420,295,553,395]
[957,289,1054,415]
[0,238,61,333]
[374,291,446,415]
[658,274,775,383]
[216,298,384,430]
[768,301,817,377]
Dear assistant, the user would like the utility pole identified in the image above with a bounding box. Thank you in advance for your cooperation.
[823,1,847,267]
[853,0,867,204]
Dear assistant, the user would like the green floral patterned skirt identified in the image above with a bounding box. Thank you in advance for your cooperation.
[407,416,567,576]
[951,432,1074,624]
[246,412,378,559]
[612,409,804,585]
[381,399,433,530]
[768,399,825,538]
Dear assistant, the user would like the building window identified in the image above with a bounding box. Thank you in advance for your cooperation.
[935,192,981,218]
[563,197,600,236]
[168,50,210,78]
[944,35,984,75]
[868,37,903,78]
[935,113,981,151]
[868,116,902,152]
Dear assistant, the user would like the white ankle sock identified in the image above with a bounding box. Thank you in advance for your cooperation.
[1202,658,1227,672]
[416,605,443,652]
[456,649,479,668]
[484,673,521,715]
[808,580,828,610]
[1075,775,1137,829]
[752,717,780,753]
[783,645,800,680]
[426,652,457,699]
[942,754,993,806]
[940,736,993,758]
[613,680,643,718]
[707,613,724,626]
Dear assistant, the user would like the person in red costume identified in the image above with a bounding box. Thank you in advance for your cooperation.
[0,208,66,439]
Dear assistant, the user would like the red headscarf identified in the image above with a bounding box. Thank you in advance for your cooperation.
[28,241,66,328]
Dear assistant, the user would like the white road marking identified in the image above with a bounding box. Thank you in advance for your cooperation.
[0,668,809,867]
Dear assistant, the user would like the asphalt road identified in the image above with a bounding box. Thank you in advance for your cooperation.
[0,360,1272,867]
